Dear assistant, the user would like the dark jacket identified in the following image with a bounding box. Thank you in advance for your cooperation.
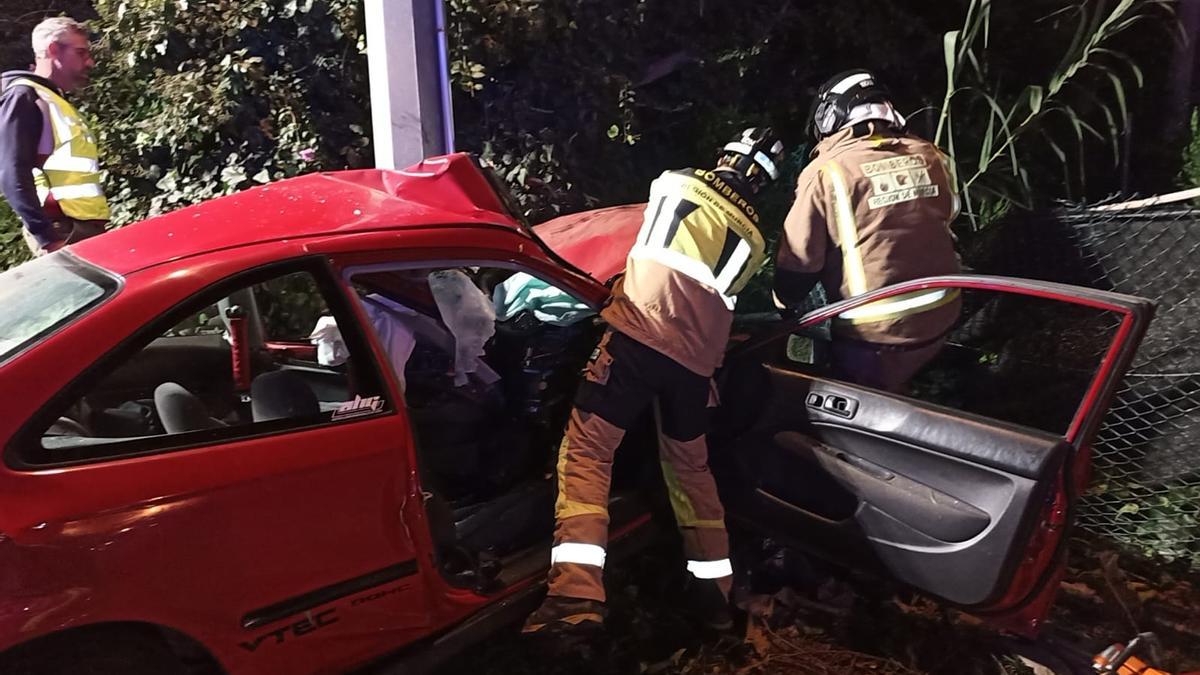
[0,71,61,248]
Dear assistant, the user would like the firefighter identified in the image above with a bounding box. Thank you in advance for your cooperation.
[0,17,109,257]
[773,70,962,393]
[523,128,786,637]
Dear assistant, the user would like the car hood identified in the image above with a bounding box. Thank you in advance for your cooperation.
[534,204,645,284]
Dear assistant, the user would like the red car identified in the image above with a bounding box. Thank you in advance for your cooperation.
[0,154,1152,674]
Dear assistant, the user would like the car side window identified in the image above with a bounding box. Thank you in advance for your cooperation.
[778,287,1126,435]
[255,272,332,343]
[31,265,388,465]
[160,303,223,338]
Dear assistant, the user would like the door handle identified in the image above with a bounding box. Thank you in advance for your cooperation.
[805,393,858,419]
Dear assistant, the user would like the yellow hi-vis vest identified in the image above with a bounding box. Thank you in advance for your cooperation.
[629,169,767,310]
[9,78,110,221]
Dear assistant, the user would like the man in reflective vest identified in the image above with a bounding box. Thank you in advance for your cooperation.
[0,17,109,257]
[523,128,785,638]
[775,70,961,393]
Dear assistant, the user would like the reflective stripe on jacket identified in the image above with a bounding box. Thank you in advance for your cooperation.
[8,78,109,222]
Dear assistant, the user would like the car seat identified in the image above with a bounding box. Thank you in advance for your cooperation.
[251,370,321,422]
[154,382,227,433]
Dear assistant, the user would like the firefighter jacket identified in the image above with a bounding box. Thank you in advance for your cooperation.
[776,125,961,345]
[602,168,767,376]
[5,77,110,225]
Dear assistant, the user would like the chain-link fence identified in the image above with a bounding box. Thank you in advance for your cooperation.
[967,196,1200,570]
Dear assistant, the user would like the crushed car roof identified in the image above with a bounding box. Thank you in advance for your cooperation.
[73,154,521,276]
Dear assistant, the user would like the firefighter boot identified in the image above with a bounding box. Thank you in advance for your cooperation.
[522,596,607,637]
[688,578,735,633]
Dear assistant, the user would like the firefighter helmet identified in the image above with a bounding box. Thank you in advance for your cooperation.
[717,127,785,189]
[809,69,894,141]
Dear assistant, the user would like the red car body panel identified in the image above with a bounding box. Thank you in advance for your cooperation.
[534,204,645,284]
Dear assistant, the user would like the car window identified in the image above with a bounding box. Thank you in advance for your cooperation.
[30,265,387,465]
[0,253,119,362]
[778,287,1125,435]
[255,272,333,342]
[160,303,223,338]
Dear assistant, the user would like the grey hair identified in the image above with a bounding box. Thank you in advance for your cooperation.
[31,17,88,59]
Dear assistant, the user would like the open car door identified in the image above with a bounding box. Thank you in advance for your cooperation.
[713,275,1154,635]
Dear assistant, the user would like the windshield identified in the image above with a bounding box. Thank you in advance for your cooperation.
[0,253,120,363]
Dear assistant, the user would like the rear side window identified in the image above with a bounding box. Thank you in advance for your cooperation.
[0,253,119,362]
[21,262,387,467]
[255,273,335,342]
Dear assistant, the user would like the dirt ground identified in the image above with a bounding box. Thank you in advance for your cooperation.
[436,535,1200,675]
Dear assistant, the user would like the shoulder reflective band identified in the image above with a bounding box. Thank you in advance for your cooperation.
[687,558,733,579]
[550,543,607,568]
[826,164,868,296]
[837,288,960,323]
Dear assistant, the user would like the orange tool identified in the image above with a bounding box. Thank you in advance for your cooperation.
[1092,633,1199,675]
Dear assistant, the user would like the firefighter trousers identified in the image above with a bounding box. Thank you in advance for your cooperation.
[831,336,946,393]
[546,329,732,603]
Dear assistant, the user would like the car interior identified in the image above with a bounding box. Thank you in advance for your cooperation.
[37,271,364,460]
[711,287,1125,607]
[348,265,654,591]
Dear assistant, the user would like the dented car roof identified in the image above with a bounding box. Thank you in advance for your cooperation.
[72,154,523,276]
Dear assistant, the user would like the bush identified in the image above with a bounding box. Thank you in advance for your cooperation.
[86,0,373,225]
[1179,108,1200,189]
[0,199,31,269]
[446,0,952,223]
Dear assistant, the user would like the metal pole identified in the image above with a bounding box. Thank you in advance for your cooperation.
[364,0,454,170]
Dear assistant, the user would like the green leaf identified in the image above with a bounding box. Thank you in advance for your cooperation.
[1025,85,1044,118]
[1117,503,1140,516]
[935,30,961,146]
[1055,104,1104,143]
[1090,63,1130,127]
[606,124,620,140]
[1050,1,1093,92]
[979,108,996,173]
[942,30,960,84]
[1129,60,1145,88]
[981,0,991,48]
[1042,129,1067,166]
[221,164,247,187]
